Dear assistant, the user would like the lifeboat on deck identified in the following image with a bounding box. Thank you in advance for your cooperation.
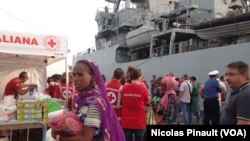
[193,12,250,39]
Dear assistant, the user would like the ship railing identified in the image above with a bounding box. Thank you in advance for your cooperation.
[189,9,213,25]
[149,4,172,19]
[149,0,198,20]
[117,8,145,27]
[75,46,96,56]
[97,6,113,13]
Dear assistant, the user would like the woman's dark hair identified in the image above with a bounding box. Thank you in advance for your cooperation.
[120,77,126,85]
[51,74,62,82]
[47,77,53,84]
[126,66,141,81]
[61,72,74,83]
[113,68,124,79]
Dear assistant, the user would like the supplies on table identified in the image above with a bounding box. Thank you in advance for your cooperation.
[18,92,51,101]
[33,93,51,101]
[0,97,17,123]
[43,99,66,124]
[16,100,43,122]
[16,98,66,124]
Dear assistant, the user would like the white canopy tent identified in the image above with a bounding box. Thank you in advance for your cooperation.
[0,30,68,98]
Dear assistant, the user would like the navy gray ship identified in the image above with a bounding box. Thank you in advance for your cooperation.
[73,0,250,83]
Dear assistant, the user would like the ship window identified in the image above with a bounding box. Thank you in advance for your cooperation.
[163,45,169,55]
[122,50,127,55]
[174,2,180,10]
[127,51,131,56]
[115,47,131,63]
[203,42,207,48]
[159,22,163,31]
[174,44,179,54]
[108,19,112,25]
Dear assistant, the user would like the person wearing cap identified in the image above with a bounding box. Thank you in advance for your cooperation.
[220,61,250,125]
[202,70,222,125]
[3,71,37,100]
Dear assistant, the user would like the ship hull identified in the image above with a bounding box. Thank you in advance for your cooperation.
[73,42,250,84]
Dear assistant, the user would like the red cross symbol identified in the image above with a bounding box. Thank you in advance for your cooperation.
[44,36,60,50]
[47,39,56,48]
[107,92,116,103]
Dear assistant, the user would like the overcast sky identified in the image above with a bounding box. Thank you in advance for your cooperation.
[0,0,108,76]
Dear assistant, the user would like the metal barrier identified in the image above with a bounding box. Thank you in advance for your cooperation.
[0,121,47,141]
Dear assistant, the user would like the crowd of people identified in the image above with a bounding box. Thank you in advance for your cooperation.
[2,60,249,141]
[150,61,250,126]
[45,72,78,111]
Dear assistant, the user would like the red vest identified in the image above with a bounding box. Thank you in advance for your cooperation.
[4,77,21,99]
[106,80,123,120]
[61,83,77,111]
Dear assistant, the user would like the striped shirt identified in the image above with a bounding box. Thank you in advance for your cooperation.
[78,104,101,128]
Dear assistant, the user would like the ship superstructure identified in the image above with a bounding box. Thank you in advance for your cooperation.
[74,0,250,83]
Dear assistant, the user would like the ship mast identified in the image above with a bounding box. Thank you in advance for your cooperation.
[114,0,121,12]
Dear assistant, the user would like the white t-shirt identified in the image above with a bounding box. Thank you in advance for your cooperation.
[179,81,192,103]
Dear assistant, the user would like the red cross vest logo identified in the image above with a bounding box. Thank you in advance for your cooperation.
[43,36,60,50]
[107,89,118,104]
[106,85,123,120]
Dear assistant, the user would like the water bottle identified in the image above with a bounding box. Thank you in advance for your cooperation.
[29,85,38,96]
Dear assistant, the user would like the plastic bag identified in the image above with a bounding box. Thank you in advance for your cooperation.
[147,107,156,125]
[49,111,84,137]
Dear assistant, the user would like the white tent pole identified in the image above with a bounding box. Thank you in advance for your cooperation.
[65,52,69,110]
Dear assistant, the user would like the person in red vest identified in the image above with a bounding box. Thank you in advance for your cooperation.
[45,77,54,96]
[3,71,37,100]
[47,74,62,99]
[60,72,78,111]
[106,68,125,122]
[121,66,150,141]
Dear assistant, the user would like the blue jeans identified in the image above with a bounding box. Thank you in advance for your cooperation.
[123,129,145,141]
[180,101,190,125]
